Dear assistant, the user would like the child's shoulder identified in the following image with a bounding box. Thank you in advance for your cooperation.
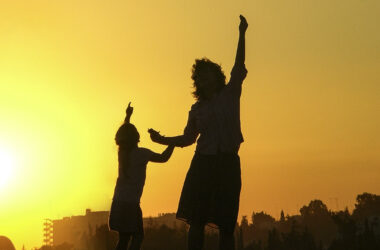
[135,147,154,157]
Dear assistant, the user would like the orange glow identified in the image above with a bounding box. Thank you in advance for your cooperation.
[1,0,380,249]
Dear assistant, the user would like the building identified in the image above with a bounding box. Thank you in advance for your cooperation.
[51,210,191,250]
[53,209,109,250]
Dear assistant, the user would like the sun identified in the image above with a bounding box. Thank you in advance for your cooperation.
[0,147,15,190]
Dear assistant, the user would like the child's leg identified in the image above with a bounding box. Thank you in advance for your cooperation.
[128,231,144,250]
[219,225,235,250]
[188,223,205,250]
[116,232,131,250]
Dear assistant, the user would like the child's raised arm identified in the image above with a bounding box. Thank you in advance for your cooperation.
[149,144,175,163]
[125,102,133,123]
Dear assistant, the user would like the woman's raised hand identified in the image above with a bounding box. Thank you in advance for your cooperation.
[239,15,248,34]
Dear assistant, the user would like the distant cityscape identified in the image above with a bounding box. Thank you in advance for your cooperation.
[42,209,189,250]
[1,192,380,250]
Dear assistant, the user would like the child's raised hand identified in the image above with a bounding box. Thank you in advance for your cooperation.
[126,102,133,117]
[124,102,134,123]
[148,128,161,142]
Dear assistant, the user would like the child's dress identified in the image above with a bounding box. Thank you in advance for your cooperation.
[109,147,153,232]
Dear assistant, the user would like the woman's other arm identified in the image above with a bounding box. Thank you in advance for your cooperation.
[148,104,199,147]
[148,129,198,147]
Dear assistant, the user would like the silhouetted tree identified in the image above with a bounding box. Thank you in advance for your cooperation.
[300,200,337,246]
[266,228,281,250]
[353,193,380,221]
[239,216,250,248]
[143,224,187,250]
[280,210,285,223]
[252,212,275,231]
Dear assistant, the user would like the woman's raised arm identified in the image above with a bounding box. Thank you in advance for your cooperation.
[228,15,248,93]
[234,15,248,68]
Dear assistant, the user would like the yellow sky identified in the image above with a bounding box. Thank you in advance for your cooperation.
[1,0,379,248]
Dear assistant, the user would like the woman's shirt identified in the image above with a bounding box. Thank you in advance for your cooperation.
[177,64,247,154]
[113,147,153,203]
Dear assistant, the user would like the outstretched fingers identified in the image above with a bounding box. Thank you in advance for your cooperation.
[126,102,134,116]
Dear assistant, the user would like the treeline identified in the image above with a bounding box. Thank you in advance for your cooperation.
[39,192,380,250]
[238,192,380,250]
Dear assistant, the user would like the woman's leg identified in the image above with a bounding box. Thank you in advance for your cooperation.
[188,223,205,250]
[116,232,131,250]
[128,231,144,250]
[219,225,235,250]
[217,153,240,250]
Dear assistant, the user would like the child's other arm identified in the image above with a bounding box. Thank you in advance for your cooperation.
[149,145,175,163]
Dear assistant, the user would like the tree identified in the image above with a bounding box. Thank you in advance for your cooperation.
[300,200,337,246]
[353,192,380,221]
[300,200,329,217]
[280,210,285,223]
[252,212,275,230]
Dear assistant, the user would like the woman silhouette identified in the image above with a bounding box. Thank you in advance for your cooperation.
[149,15,248,250]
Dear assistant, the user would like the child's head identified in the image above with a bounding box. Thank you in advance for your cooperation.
[115,123,140,150]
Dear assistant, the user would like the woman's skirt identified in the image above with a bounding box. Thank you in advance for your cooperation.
[176,152,241,230]
[109,199,143,233]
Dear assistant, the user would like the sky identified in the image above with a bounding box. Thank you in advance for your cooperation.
[0,0,379,249]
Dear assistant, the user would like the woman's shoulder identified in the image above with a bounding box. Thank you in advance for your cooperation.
[190,101,200,111]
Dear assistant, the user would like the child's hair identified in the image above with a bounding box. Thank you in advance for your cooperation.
[115,122,140,176]
[115,123,140,149]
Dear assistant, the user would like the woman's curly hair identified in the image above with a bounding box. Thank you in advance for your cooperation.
[191,58,226,100]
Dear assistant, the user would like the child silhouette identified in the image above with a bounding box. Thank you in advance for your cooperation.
[109,102,175,250]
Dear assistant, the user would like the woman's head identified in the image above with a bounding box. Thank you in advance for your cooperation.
[115,123,140,150]
[192,58,226,100]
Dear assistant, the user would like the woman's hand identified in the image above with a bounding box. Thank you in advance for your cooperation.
[148,128,162,142]
[239,15,248,34]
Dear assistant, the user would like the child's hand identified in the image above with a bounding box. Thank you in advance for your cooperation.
[126,102,133,117]
[148,128,161,142]
[124,102,134,123]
